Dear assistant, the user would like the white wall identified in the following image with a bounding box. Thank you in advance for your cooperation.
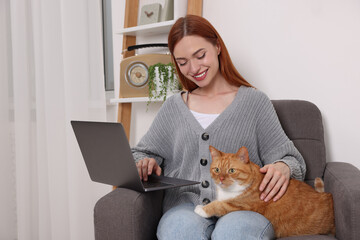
[203,0,360,168]
[112,1,360,169]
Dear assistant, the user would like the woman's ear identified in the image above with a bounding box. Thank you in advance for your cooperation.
[216,40,221,55]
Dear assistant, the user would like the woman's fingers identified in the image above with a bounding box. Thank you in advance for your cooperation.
[136,160,142,180]
[136,158,162,181]
[273,178,289,202]
[260,168,279,201]
[141,158,150,181]
[148,159,162,176]
[263,174,287,202]
[259,162,290,202]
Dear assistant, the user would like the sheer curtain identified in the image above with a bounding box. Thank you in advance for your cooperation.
[1,0,110,239]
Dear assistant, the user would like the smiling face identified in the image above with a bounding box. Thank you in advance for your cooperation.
[173,35,221,89]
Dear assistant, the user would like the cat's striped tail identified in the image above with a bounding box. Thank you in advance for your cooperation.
[314,177,325,193]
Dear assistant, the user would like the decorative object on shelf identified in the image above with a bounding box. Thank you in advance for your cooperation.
[147,62,181,104]
[160,0,174,22]
[139,3,161,25]
[120,44,178,99]
[118,1,187,37]
[120,54,170,98]
[125,62,149,88]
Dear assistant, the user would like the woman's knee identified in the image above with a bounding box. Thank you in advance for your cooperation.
[157,204,215,240]
[212,211,275,240]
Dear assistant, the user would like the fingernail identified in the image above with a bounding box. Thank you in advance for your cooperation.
[260,194,264,200]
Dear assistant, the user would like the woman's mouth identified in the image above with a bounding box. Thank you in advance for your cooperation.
[192,70,208,81]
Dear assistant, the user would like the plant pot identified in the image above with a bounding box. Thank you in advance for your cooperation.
[148,63,181,102]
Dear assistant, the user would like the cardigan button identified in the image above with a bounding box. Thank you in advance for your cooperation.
[200,158,208,166]
[202,198,211,205]
[201,181,210,188]
[201,133,209,141]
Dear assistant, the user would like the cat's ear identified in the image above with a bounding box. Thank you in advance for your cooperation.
[236,146,249,163]
[209,146,222,158]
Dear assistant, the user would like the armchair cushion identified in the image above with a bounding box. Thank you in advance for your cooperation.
[94,188,163,240]
[324,162,360,240]
[272,100,326,186]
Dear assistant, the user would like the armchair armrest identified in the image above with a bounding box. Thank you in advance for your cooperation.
[94,188,163,240]
[324,162,360,240]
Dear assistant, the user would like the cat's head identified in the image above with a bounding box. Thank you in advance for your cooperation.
[209,146,253,189]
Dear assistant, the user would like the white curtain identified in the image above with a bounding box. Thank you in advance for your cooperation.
[1,0,111,239]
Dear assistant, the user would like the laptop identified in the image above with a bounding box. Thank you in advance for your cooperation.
[71,120,200,192]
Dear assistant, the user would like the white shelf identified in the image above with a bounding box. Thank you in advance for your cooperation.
[117,20,176,37]
[110,97,163,104]
[110,91,179,104]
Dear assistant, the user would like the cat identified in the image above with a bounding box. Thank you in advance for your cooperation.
[194,146,335,238]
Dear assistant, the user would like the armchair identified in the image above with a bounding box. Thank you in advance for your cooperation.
[94,100,360,240]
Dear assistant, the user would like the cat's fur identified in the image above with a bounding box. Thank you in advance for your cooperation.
[194,146,335,238]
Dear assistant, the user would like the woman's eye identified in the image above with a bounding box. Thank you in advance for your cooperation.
[198,52,206,59]
[228,168,235,174]
[177,60,187,66]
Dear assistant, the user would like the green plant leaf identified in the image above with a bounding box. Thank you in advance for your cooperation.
[147,62,181,106]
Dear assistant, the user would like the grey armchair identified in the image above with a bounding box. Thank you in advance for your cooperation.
[94,100,360,240]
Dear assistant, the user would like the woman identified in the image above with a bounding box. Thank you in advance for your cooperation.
[133,15,306,240]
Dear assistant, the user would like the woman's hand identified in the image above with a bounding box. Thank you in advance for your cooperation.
[259,162,290,202]
[136,158,162,181]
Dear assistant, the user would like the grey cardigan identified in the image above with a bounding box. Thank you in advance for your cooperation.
[132,86,306,212]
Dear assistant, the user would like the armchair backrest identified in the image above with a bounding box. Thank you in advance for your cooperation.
[272,100,326,186]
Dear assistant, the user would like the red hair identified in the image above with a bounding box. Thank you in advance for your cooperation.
[168,15,253,91]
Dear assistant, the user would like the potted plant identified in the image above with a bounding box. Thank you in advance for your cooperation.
[147,62,181,104]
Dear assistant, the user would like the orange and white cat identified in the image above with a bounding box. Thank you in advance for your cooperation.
[194,146,335,238]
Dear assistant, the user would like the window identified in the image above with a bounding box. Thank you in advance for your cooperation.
[102,0,114,91]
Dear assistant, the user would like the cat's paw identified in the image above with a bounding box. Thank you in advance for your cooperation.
[194,205,210,218]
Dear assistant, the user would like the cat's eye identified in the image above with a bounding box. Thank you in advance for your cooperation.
[213,167,220,173]
[228,168,235,174]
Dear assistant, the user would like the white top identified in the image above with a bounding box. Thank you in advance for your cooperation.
[190,110,220,129]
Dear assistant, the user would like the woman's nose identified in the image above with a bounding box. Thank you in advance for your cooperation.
[189,59,200,74]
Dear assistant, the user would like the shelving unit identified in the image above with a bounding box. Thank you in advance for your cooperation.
[117,0,203,139]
